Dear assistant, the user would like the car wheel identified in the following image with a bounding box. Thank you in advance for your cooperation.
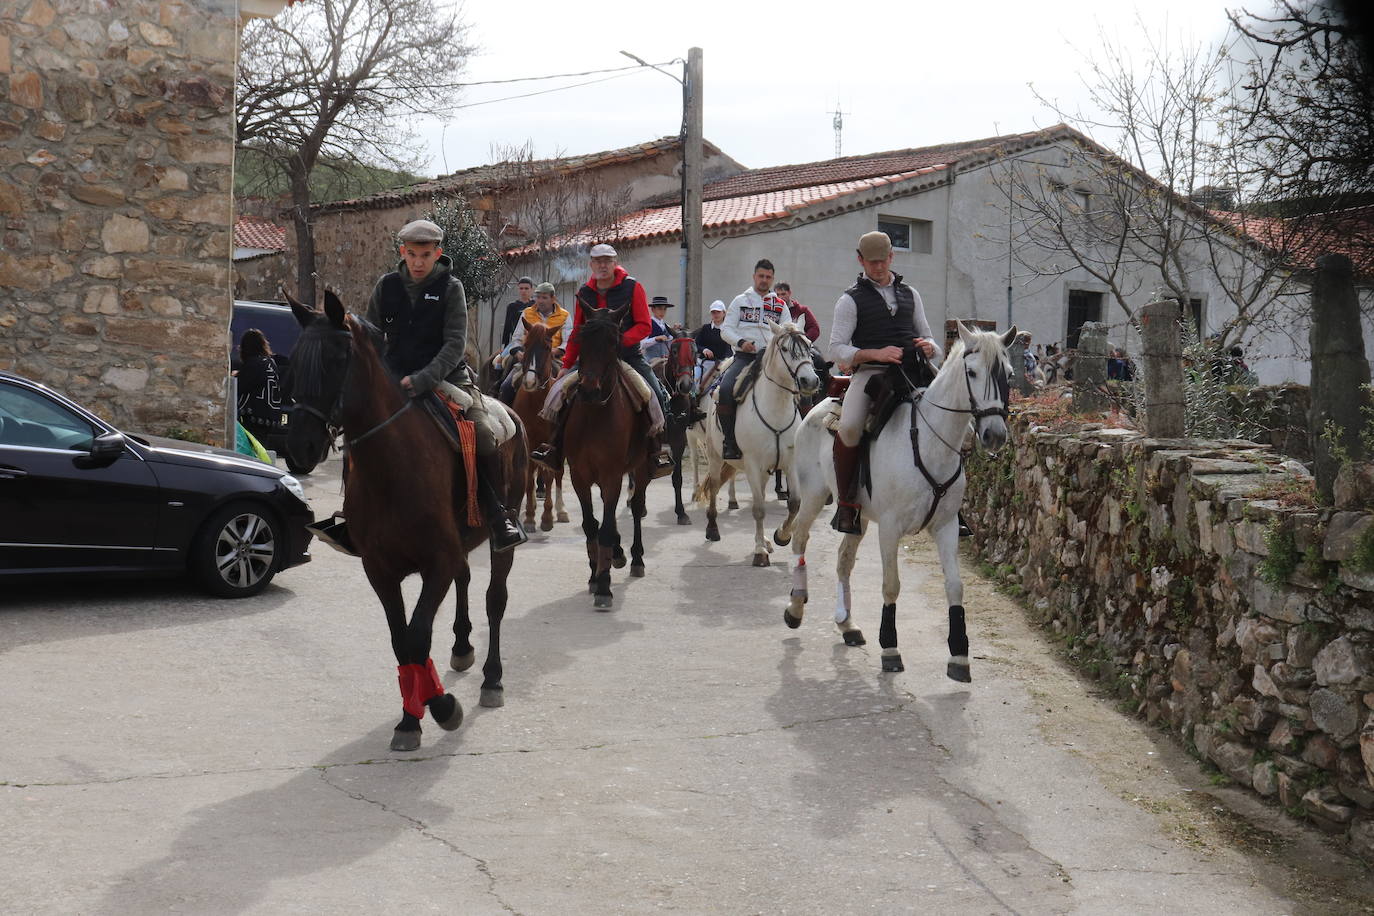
[192,501,281,598]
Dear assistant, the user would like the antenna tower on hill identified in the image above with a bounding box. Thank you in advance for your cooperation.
[829,103,849,158]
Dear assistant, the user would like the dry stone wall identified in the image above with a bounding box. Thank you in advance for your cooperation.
[964,411,1374,857]
[1,0,237,440]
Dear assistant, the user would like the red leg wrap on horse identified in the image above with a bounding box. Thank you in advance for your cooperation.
[397,660,446,719]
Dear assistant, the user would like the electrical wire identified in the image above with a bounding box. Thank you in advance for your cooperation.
[434,70,644,113]
[451,61,674,89]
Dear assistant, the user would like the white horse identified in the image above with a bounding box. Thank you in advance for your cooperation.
[774,322,1015,680]
[696,319,821,565]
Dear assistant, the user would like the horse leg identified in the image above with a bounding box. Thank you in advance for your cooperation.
[394,570,462,750]
[629,468,649,577]
[727,474,739,510]
[932,518,971,682]
[363,566,425,749]
[539,465,555,531]
[745,463,771,567]
[450,562,476,672]
[578,487,599,595]
[480,543,514,706]
[554,466,569,523]
[703,458,722,542]
[593,479,623,610]
[522,459,537,529]
[673,440,690,525]
[774,468,788,501]
[835,525,867,646]
[877,523,904,673]
[783,491,825,627]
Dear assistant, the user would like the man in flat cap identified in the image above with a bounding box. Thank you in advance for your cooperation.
[365,218,527,551]
[531,243,673,475]
[827,230,941,534]
[496,280,570,404]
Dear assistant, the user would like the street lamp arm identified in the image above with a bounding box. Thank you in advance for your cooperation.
[619,50,684,84]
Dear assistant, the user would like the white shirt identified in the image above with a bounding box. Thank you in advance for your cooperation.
[828,276,941,369]
[721,288,788,353]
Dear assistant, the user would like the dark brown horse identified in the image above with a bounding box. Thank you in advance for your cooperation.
[283,290,525,752]
[564,306,652,609]
[653,335,696,525]
[510,321,568,531]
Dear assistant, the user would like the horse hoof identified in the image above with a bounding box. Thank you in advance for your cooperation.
[783,609,802,629]
[557,512,569,523]
[630,564,645,577]
[430,694,464,731]
[772,528,791,547]
[540,520,553,532]
[677,515,692,526]
[612,555,627,569]
[946,661,972,683]
[752,553,770,567]
[593,594,614,610]
[480,687,505,708]
[450,650,476,672]
[842,629,866,647]
[727,500,740,510]
[706,528,720,542]
[882,653,905,673]
[390,729,421,752]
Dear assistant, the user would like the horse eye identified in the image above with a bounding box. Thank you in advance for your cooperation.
[967,368,977,378]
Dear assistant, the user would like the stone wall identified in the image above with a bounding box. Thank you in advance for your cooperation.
[234,252,287,301]
[1,0,237,440]
[965,411,1374,856]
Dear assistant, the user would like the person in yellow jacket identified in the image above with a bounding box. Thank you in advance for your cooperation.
[497,281,570,404]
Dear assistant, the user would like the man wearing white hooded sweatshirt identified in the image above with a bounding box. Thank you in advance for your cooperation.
[716,258,787,459]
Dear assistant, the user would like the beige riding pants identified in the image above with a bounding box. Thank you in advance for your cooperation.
[837,365,885,448]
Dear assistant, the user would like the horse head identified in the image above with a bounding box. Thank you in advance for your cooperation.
[517,320,552,393]
[282,288,350,470]
[953,320,1015,453]
[764,317,821,397]
[668,335,696,396]
[575,306,623,396]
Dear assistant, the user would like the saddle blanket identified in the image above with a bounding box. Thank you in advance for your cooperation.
[436,380,518,446]
[544,361,653,415]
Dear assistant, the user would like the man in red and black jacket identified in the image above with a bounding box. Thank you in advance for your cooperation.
[531,243,673,475]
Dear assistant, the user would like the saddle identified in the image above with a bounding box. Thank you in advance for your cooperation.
[719,354,764,402]
[823,349,937,496]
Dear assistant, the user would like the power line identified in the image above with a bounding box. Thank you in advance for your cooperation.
[433,70,645,113]
[454,61,674,89]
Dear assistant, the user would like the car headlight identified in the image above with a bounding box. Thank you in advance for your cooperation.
[280,474,309,507]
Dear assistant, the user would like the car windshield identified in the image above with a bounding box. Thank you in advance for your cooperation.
[0,384,97,451]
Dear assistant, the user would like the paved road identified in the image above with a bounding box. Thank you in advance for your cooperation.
[2,456,1368,914]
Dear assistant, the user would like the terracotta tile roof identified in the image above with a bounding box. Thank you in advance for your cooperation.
[316,136,729,214]
[1212,206,1374,278]
[234,215,286,251]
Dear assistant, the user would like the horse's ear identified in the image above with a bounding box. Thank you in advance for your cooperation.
[957,320,977,348]
[282,285,316,328]
[521,317,532,332]
[610,303,630,322]
[763,316,780,334]
[1001,325,1019,348]
[323,289,346,329]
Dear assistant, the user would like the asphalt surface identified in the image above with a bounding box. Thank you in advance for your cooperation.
[1,455,1366,914]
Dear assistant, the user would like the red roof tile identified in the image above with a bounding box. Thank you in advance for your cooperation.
[1212,206,1374,277]
[234,215,286,251]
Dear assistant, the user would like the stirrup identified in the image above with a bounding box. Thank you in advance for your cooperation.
[831,502,861,535]
[530,443,559,467]
[650,452,675,479]
[489,513,528,552]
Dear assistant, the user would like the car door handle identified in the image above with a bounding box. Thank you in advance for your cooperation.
[0,465,28,480]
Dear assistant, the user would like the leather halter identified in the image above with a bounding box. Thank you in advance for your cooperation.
[747,328,816,473]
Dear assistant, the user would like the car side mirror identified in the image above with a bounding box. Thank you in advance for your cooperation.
[74,431,127,469]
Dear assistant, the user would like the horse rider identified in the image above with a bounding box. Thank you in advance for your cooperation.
[367,218,527,551]
[499,276,535,352]
[640,295,674,362]
[693,299,732,389]
[497,281,570,404]
[828,230,941,534]
[530,243,675,477]
[717,258,788,460]
[775,282,821,343]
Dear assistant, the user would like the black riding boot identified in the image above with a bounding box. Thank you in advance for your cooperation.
[476,452,528,552]
[530,407,567,469]
[718,401,742,460]
[831,438,863,534]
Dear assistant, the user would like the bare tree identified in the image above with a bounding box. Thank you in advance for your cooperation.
[236,0,474,304]
[995,26,1306,351]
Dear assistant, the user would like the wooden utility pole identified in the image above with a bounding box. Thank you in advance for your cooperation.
[682,47,704,331]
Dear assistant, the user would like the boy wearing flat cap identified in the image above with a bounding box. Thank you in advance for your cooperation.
[365,218,527,551]
[826,230,941,534]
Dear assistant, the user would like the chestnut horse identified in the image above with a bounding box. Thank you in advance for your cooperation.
[510,321,568,531]
[564,305,652,609]
[653,335,696,525]
[283,291,525,752]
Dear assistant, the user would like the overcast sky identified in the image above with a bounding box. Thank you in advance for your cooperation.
[409,0,1242,177]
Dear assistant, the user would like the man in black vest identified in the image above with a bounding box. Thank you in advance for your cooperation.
[827,230,942,534]
[365,219,527,551]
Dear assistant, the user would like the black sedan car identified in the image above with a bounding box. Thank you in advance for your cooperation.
[0,370,313,597]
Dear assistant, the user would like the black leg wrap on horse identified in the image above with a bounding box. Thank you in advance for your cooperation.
[879,603,898,649]
[947,605,969,658]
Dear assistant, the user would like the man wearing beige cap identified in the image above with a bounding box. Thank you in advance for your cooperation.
[365,218,526,550]
[826,230,941,534]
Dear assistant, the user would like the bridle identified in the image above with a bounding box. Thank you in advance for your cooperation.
[288,324,415,451]
[748,327,819,472]
[899,342,1012,533]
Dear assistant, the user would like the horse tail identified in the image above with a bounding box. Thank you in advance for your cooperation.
[691,462,732,503]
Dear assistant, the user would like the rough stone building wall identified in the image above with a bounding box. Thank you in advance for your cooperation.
[965,412,1374,857]
[0,0,237,441]
[234,253,287,301]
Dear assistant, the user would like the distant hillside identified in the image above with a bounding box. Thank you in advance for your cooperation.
[234,149,426,205]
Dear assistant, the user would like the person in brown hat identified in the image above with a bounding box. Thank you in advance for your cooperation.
[826,230,941,534]
[365,218,527,551]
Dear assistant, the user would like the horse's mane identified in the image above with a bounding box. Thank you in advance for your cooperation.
[944,327,1009,370]
[523,322,550,350]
